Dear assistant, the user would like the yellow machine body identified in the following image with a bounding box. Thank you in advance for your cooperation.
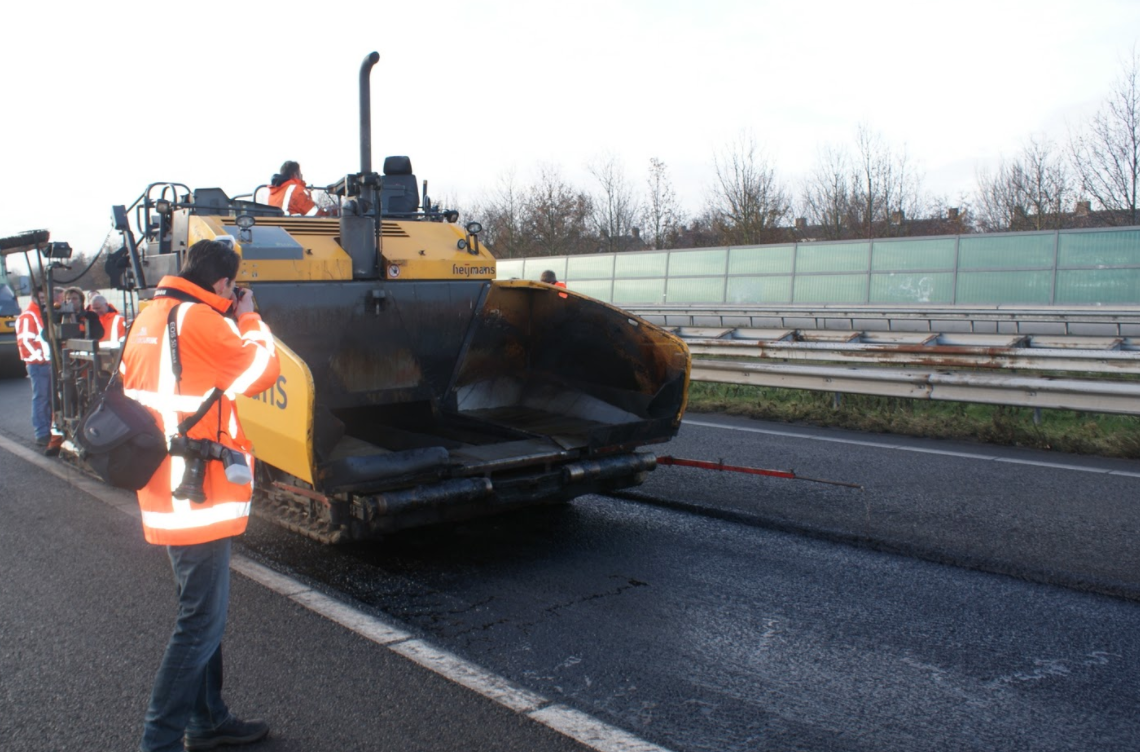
[102,167,689,542]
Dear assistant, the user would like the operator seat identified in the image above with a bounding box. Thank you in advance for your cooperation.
[381,156,420,216]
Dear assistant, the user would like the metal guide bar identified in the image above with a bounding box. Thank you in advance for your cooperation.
[691,360,1140,416]
[681,337,1140,374]
[629,305,1140,336]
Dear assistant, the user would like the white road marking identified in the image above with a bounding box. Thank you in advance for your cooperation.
[0,432,677,752]
[683,418,1140,477]
[531,705,676,752]
[392,640,548,713]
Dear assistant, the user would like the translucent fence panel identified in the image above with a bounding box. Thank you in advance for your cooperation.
[956,271,1053,304]
[726,276,793,304]
[729,246,794,275]
[567,254,615,280]
[872,238,957,271]
[615,252,668,278]
[666,277,725,303]
[958,233,1054,270]
[796,242,871,274]
[870,272,955,304]
[794,274,868,303]
[523,257,565,280]
[613,278,666,303]
[1055,269,1140,305]
[567,280,613,302]
[1058,229,1140,267]
[669,249,727,276]
[498,226,1140,306]
[497,259,524,278]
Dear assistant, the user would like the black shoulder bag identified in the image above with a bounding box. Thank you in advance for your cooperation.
[77,304,220,491]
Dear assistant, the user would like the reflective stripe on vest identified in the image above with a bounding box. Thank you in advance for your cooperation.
[16,313,49,363]
[282,184,297,215]
[223,317,276,396]
[140,499,252,531]
[123,387,216,416]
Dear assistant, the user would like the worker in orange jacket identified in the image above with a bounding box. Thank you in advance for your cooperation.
[267,160,332,216]
[122,238,280,752]
[540,269,569,298]
[16,286,62,445]
[88,294,125,347]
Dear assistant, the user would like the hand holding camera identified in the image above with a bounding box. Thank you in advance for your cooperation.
[232,286,255,317]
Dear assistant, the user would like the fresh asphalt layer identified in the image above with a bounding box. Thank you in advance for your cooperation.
[4,377,1140,751]
[0,434,652,752]
[635,413,1140,600]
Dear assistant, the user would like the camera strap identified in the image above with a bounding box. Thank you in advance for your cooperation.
[165,303,222,437]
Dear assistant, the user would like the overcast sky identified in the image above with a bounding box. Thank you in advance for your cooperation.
[3,0,1138,264]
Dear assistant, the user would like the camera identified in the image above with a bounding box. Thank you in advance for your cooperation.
[169,436,252,503]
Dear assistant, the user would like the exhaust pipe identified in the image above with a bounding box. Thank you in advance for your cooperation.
[359,51,380,174]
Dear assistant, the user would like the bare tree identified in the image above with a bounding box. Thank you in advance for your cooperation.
[524,164,594,256]
[1070,49,1140,225]
[642,157,683,250]
[800,145,852,240]
[471,171,529,258]
[588,154,641,254]
[709,133,791,245]
[975,160,1021,232]
[976,137,1074,231]
[850,124,923,238]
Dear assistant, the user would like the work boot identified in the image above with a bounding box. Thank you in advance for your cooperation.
[184,717,269,750]
[34,435,49,446]
[44,435,62,457]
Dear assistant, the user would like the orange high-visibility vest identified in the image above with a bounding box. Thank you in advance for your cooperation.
[268,178,319,217]
[97,309,125,347]
[16,301,50,364]
[121,276,281,546]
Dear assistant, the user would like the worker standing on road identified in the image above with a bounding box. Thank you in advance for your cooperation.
[88,294,125,347]
[122,238,280,752]
[16,286,62,446]
[267,160,332,217]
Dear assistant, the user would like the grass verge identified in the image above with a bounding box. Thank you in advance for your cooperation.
[687,382,1140,459]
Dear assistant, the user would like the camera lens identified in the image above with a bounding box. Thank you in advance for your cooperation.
[173,455,208,503]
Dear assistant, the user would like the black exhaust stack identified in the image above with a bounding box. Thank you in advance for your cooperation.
[359,51,380,174]
[340,51,382,280]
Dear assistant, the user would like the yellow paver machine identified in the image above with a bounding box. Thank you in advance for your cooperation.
[83,52,690,542]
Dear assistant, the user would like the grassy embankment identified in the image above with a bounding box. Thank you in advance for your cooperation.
[687,382,1140,459]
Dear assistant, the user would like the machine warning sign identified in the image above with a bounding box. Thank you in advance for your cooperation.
[388,264,401,278]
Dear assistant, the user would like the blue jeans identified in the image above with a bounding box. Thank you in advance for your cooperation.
[26,362,51,440]
[140,538,233,752]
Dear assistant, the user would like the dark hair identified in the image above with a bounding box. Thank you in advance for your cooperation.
[540,270,557,284]
[271,160,302,187]
[180,239,240,292]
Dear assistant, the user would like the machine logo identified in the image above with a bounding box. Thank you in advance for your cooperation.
[251,375,288,410]
[452,264,494,277]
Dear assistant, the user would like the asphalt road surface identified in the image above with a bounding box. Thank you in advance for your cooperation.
[1,376,1139,752]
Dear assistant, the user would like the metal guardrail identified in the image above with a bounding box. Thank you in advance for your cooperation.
[691,360,1140,415]
[651,305,1140,415]
[680,332,1140,373]
[629,304,1140,337]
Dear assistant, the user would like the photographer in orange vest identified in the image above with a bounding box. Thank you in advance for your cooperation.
[122,237,280,751]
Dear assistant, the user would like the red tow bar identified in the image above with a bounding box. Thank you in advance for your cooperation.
[656,456,863,490]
